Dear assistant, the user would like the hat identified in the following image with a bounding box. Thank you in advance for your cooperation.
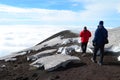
[84,26,87,30]
[99,21,104,25]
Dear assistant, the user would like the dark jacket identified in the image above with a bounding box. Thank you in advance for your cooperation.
[93,25,108,46]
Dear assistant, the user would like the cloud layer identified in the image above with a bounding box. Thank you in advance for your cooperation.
[0,25,66,57]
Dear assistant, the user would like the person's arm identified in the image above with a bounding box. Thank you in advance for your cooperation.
[93,30,97,42]
[92,29,98,46]
[80,31,83,37]
[105,29,108,38]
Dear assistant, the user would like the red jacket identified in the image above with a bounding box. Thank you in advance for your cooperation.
[80,30,91,43]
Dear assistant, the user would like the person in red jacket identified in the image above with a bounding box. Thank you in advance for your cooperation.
[80,26,91,56]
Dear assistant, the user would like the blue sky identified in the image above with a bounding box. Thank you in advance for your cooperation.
[0,0,84,11]
[0,0,120,28]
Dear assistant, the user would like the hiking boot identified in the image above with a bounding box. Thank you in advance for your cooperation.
[81,53,86,57]
[91,58,97,63]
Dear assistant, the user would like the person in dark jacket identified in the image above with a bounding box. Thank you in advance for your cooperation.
[80,26,91,57]
[91,21,108,65]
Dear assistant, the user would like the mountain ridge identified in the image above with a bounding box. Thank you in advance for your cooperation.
[36,30,79,46]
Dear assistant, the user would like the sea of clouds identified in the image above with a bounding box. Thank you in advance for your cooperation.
[0,25,70,57]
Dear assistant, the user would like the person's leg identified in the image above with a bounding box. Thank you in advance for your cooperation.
[92,46,99,63]
[84,42,88,53]
[81,42,87,56]
[81,42,84,53]
[99,45,105,65]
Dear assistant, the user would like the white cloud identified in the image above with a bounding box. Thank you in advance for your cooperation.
[116,2,120,13]
[0,4,28,13]
[0,1,120,27]
[69,0,120,18]
[0,4,78,25]
[0,25,67,57]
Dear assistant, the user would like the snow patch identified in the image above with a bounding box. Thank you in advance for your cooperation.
[27,49,57,61]
[0,65,6,68]
[108,46,120,52]
[118,56,120,61]
[28,36,63,51]
[61,38,79,45]
[30,54,80,71]
[0,52,26,61]
[57,45,93,55]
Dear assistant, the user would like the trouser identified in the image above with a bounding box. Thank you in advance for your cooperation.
[81,42,88,53]
[93,44,105,63]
